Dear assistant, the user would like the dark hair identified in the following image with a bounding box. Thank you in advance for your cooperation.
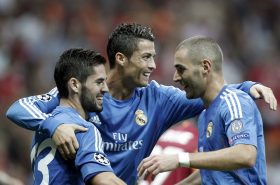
[176,36,223,72]
[107,23,155,69]
[54,48,106,98]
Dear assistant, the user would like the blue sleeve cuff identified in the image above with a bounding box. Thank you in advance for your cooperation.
[39,116,64,137]
[81,163,113,183]
[242,81,257,99]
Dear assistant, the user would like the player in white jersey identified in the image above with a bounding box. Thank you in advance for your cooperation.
[6,23,277,185]
[138,36,276,184]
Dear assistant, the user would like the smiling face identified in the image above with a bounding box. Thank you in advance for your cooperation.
[173,48,206,99]
[123,39,156,88]
[80,64,108,112]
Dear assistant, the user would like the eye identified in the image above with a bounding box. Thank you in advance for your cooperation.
[96,79,105,85]
[176,66,185,74]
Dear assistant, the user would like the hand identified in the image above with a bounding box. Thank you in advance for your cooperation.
[250,84,277,110]
[52,124,88,160]
[137,154,179,180]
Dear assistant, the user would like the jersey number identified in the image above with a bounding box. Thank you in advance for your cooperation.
[31,139,57,185]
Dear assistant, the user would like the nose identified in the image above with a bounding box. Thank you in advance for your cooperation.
[148,58,156,70]
[102,82,109,93]
[173,71,181,82]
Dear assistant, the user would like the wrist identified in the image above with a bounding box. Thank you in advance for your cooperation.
[178,152,190,168]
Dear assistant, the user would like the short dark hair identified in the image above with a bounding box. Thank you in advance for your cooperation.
[177,36,223,72]
[107,23,155,69]
[54,48,106,98]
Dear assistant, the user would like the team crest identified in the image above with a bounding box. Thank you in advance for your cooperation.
[94,153,110,165]
[206,122,213,138]
[231,120,243,133]
[36,94,52,102]
[135,109,148,126]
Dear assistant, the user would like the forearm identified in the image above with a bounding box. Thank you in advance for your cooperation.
[189,144,256,170]
[175,170,201,185]
[6,88,59,133]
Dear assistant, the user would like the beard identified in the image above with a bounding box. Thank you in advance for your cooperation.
[80,85,102,113]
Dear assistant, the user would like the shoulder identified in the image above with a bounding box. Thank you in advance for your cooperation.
[137,80,185,97]
[52,107,92,128]
[219,87,256,119]
[220,87,253,105]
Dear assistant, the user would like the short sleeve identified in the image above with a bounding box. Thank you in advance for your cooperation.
[220,90,258,147]
[75,126,113,182]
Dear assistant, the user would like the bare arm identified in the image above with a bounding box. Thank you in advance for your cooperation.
[175,170,201,185]
[137,144,256,177]
[89,172,126,185]
[189,144,256,170]
[250,84,277,110]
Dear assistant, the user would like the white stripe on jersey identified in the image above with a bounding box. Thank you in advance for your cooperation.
[220,89,243,121]
[226,89,243,118]
[97,129,103,152]
[49,88,58,96]
[19,97,50,120]
[94,127,99,152]
[20,98,46,119]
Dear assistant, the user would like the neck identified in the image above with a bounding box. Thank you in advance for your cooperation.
[202,73,225,108]
[60,96,87,119]
[107,69,135,100]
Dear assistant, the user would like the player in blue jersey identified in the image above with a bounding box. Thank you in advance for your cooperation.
[29,48,125,185]
[138,36,273,185]
[6,23,277,185]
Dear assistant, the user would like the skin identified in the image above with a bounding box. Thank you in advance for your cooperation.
[137,40,275,184]
[53,38,277,161]
[58,64,126,185]
[107,39,156,99]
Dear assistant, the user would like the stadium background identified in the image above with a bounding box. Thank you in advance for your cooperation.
[0,0,279,184]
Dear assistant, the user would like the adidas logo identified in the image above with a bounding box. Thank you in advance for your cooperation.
[89,115,102,125]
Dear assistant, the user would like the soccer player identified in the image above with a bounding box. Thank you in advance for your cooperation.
[137,36,272,184]
[29,48,125,185]
[6,23,277,185]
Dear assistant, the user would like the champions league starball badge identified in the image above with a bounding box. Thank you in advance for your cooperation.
[36,94,52,102]
[94,153,110,165]
[135,109,148,126]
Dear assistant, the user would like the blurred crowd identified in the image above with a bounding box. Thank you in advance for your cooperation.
[0,0,279,184]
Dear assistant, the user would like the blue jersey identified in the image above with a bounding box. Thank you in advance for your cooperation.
[6,80,254,185]
[197,86,266,185]
[31,106,113,184]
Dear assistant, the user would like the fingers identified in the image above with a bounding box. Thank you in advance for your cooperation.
[251,84,278,111]
[57,147,67,160]
[52,124,87,160]
[137,156,159,178]
[72,125,88,133]
[261,87,277,111]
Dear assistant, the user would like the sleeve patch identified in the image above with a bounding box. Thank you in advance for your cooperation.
[230,132,250,144]
[93,153,110,166]
[36,94,52,102]
[231,119,243,133]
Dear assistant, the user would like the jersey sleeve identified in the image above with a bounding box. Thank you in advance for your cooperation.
[150,80,256,131]
[6,88,60,135]
[75,126,113,182]
[220,89,258,147]
[227,81,256,98]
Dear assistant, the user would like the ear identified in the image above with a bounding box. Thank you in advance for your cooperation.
[202,59,212,74]
[115,52,127,66]
[68,77,81,94]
